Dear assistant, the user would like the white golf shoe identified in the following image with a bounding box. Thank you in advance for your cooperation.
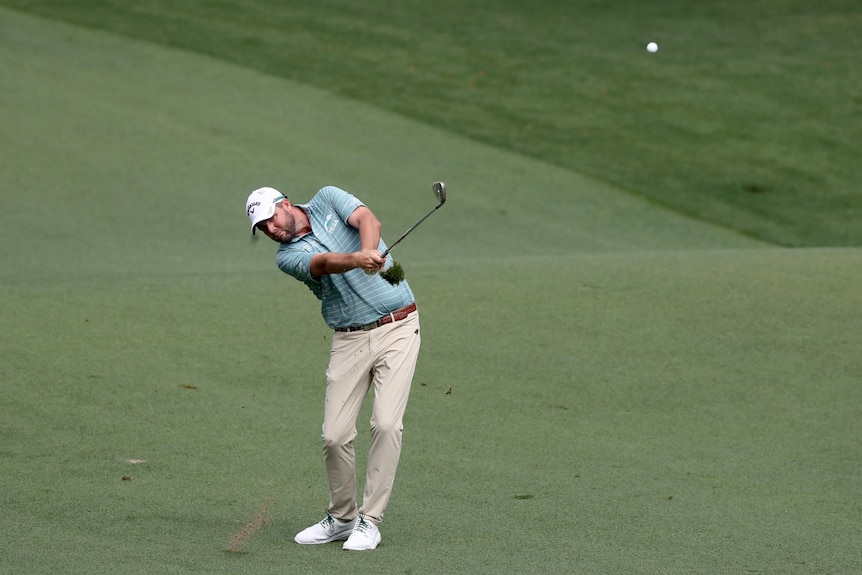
[294,513,357,545]
[342,515,382,551]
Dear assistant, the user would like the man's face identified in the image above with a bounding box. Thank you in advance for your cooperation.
[257,200,295,243]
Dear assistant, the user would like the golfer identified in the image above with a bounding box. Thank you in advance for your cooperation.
[245,185,421,551]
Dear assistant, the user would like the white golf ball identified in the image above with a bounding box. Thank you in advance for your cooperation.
[647,42,658,53]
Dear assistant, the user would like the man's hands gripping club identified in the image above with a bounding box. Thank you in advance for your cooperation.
[354,249,387,274]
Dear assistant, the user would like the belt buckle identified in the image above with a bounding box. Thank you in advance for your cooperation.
[359,321,378,331]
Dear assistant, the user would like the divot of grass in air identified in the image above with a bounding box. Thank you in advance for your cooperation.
[380,260,405,285]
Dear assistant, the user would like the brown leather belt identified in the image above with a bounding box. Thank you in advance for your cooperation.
[334,303,417,332]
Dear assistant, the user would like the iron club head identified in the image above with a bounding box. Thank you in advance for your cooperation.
[433,181,447,205]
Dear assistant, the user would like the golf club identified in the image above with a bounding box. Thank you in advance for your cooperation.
[381,181,447,258]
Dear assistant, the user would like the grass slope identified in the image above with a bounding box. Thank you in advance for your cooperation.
[1,1,860,246]
[0,8,762,287]
[1,9,860,575]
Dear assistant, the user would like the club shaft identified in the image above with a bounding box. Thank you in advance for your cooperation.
[381,202,443,258]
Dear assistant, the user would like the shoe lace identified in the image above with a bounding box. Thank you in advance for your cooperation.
[321,513,335,529]
[354,516,371,533]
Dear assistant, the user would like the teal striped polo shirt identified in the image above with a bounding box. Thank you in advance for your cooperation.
[275,186,415,329]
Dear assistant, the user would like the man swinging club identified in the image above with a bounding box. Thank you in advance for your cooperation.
[245,185,421,551]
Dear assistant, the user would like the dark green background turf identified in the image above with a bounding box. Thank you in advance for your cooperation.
[1,5,860,574]
[1,0,860,247]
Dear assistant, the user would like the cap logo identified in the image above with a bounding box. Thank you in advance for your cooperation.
[247,201,261,217]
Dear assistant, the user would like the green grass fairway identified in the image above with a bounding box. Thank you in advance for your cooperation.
[2,8,861,575]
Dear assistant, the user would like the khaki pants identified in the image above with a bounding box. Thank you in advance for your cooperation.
[323,311,420,524]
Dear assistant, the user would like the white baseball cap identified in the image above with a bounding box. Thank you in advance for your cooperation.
[246,187,286,235]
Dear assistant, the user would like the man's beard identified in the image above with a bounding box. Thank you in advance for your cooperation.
[272,214,296,243]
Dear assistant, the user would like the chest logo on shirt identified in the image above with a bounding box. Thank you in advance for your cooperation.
[324,213,339,233]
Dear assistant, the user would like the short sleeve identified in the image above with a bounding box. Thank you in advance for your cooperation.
[317,186,364,224]
[276,246,314,283]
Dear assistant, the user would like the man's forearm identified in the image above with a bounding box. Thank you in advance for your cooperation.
[310,252,360,278]
[357,214,382,251]
[348,206,382,251]
[310,249,385,278]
